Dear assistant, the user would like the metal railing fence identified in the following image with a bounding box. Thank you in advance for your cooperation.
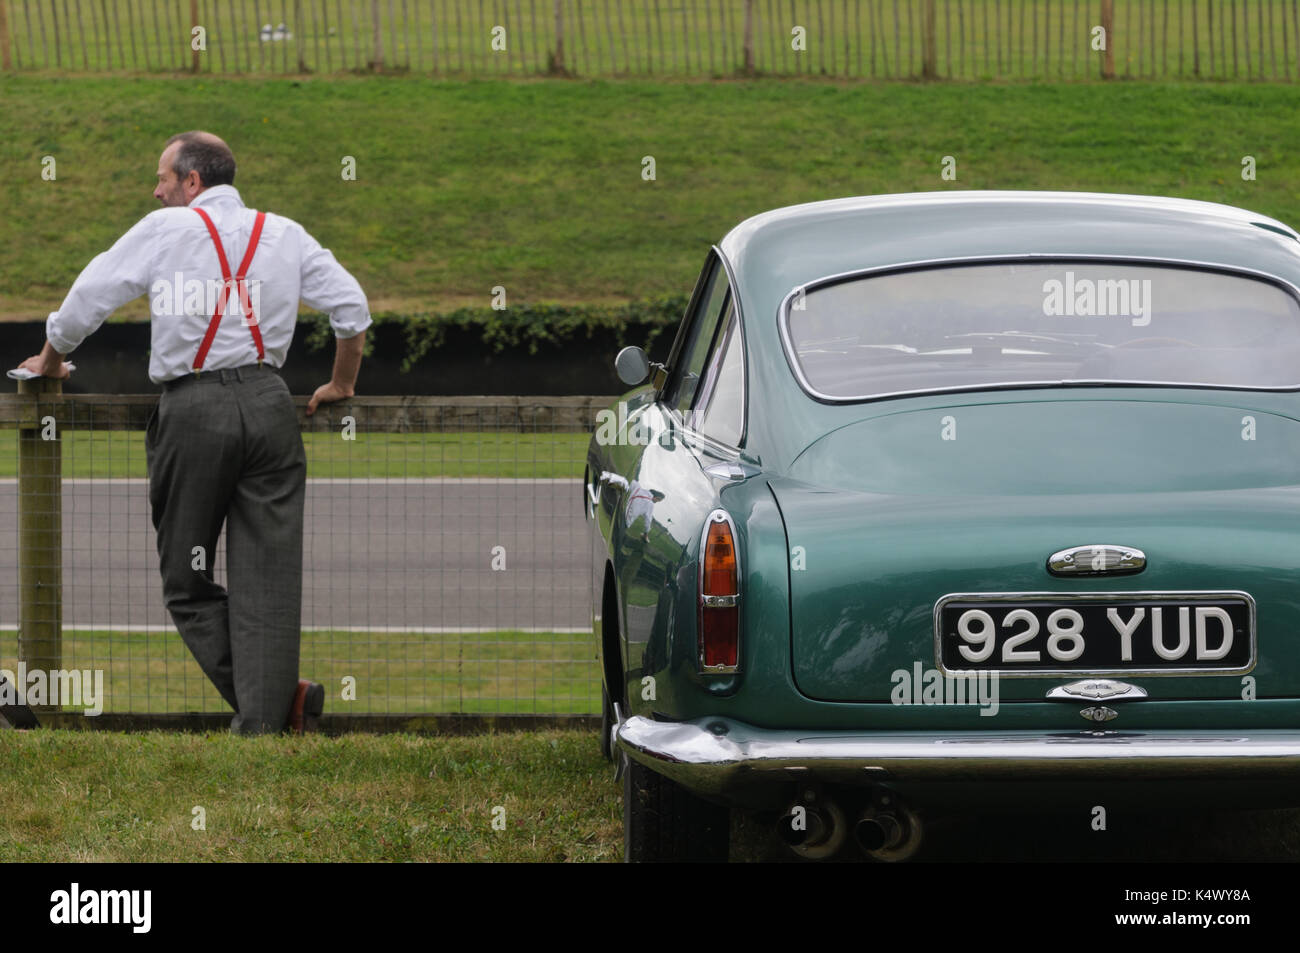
[1,1,1298,81]
[1,379,614,725]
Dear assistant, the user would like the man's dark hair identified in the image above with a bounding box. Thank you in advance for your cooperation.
[166,131,236,187]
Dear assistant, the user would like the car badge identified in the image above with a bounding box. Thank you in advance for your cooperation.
[1047,679,1148,702]
[1048,544,1145,576]
[1080,706,1119,723]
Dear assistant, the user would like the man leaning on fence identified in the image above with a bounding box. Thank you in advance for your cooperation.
[18,131,371,735]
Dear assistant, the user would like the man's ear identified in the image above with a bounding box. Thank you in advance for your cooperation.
[185,170,203,194]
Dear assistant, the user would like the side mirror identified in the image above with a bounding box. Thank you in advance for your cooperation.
[615,346,650,385]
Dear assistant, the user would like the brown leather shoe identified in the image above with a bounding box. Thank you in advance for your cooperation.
[289,679,325,734]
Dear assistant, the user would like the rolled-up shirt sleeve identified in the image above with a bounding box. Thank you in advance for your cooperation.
[297,224,371,339]
[46,214,160,355]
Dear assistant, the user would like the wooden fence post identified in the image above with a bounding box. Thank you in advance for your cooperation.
[742,0,754,74]
[372,0,383,70]
[1101,0,1115,77]
[17,377,63,713]
[296,0,307,71]
[0,0,11,70]
[550,0,563,73]
[190,0,200,71]
[1192,0,1200,76]
[921,0,937,77]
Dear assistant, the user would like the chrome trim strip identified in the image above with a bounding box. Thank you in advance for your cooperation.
[697,508,741,675]
[666,406,748,458]
[659,244,749,452]
[703,461,760,482]
[775,254,1300,405]
[658,249,721,404]
[932,590,1257,678]
[611,702,626,782]
[616,715,1300,794]
[714,243,749,449]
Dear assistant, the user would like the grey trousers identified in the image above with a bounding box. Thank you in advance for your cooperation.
[144,364,306,735]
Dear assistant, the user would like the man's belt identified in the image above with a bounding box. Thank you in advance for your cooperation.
[162,363,279,391]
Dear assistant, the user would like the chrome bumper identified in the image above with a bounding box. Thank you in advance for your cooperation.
[616,715,1300,795]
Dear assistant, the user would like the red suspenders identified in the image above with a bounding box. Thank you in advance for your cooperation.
[191,207,268,374]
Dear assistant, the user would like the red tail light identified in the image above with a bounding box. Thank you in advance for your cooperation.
[698,510,740,672]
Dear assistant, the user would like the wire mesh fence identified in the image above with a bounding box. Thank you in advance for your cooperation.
[1,0,1298,81]
[0,386,612,720]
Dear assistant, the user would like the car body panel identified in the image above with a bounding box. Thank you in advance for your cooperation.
[773,393,1300,702]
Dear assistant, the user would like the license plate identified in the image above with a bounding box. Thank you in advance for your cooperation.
[935,592,1255,676]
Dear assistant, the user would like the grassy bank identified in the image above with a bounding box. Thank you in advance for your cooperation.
[3,76,1298,320]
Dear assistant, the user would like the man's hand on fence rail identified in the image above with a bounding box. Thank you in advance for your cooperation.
[306,329,365,415]
[17,341,72,379]
[306,380,355,416]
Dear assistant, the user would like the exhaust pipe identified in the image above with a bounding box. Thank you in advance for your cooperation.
[776,798,846,860]
[777,807,828,847]
[854,813,904,852]
[855,799,923,862]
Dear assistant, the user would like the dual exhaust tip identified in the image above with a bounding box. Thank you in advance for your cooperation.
[777,799,918,860]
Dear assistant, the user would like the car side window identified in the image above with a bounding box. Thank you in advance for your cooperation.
[663,257,730,416]
[692,300,744,446]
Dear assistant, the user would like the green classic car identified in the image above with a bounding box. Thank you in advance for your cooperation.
[585,191,1300,862]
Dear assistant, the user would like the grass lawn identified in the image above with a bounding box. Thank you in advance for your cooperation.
[2,628,600,715]
[2,726,1299,862]
[0,430,591,478]
[2,76,1298,320]
[0,728,619,861]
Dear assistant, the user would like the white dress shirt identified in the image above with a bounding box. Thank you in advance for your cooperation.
[46,184,371,384]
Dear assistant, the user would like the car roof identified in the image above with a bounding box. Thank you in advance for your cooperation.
[718,191,1300,315]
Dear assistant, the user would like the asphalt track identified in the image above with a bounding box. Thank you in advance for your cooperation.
[0,478,592,633]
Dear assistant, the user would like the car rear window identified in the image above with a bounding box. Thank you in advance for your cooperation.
[783,261,1300,400]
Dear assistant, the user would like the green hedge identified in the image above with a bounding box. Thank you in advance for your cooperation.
[300,296,686,373]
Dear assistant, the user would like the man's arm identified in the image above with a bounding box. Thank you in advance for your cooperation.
[20,215,160,376]
[19,340,69,378]
[296,223,371,416]
[305,329,365,416]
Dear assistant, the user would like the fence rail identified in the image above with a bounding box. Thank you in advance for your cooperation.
[1,0,1298,81]
[1,379,616,723]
